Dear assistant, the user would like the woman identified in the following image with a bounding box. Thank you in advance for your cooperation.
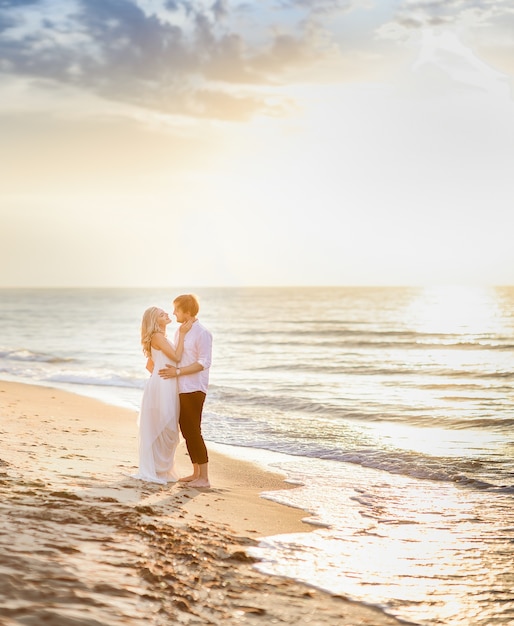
[132,307,191,484]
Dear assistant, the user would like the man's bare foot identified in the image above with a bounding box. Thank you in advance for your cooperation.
[178,474,198,482]
[188,478,210,488]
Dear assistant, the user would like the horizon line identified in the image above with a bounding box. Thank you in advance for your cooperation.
[1,284,513,290]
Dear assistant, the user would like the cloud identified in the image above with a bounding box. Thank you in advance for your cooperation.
[0,13,14,31]
[278,0,354,13]
[0,0,40,6]
[392,0,514,30]
[0,0,351,120]
[378,0,514,83]
[3,0,509,121]
[211,0,229,21]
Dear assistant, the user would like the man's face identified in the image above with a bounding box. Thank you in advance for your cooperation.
[173,305,187,323]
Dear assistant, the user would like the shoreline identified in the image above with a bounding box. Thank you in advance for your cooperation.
[0,379,404,625]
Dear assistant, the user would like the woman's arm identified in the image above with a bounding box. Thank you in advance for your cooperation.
[151,320,192,362]
[151,333,181,361]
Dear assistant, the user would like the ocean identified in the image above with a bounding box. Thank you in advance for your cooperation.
[1,286,513,625]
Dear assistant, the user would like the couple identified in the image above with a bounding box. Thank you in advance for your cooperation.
[133,294,212,488]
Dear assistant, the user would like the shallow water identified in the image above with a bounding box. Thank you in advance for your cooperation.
[1,286,513,625]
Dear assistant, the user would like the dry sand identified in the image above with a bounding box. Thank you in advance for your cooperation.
[0,380,404,625]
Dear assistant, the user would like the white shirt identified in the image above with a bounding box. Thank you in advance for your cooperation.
[175,320,212,394]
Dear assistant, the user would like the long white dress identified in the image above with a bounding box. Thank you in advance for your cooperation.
[132,346,180,484]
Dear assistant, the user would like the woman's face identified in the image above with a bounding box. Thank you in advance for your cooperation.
[157,309,171,327]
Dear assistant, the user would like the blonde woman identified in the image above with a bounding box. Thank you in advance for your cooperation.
[132,307,192,484]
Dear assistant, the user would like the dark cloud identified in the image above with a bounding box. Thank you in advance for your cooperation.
[0,13,14,30]
[211,0,229,21]
[75,0,189,78]
[277,0,354,14]
[0,0,37,34]
[163,0,180,9]
[0,0,40,7]
[0,0,336,120]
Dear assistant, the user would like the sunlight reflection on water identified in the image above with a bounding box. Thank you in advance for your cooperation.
[406,285,506,336]
[253,456,514,626]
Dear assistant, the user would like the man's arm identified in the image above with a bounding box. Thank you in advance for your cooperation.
[158,362,204,379]
[158,328,212,379]
[196,328,212,371]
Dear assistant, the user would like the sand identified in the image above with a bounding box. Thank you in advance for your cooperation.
[0,380,403,625]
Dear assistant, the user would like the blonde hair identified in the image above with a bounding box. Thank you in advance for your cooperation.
[141,306,163,358]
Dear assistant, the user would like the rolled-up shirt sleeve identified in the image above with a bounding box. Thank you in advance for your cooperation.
[197,329,213,370]
[177,321,212,394]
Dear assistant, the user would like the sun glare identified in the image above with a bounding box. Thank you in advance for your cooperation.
[406,286,503,336]
[363,421,504,459]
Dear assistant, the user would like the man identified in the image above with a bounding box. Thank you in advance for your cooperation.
[159,294,212,488]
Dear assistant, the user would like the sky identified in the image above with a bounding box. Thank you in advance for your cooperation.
[1,0,513,287]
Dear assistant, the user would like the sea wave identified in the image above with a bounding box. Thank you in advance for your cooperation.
[203,417,513,492]
[234,327,514,350]
[0,348,73,364]
[47,372,145,390]
[257,361,514,382]
[211,386,514,431]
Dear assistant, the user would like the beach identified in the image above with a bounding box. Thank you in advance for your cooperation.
[2,286,514,625]
[0,380,403,625]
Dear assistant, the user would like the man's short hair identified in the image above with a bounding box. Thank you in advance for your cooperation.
[174,294,200,317]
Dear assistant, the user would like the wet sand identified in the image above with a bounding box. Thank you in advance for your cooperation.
[0,380,403,625]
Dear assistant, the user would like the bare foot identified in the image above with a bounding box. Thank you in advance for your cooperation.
[178,474,198,482]
[188,478,210,488]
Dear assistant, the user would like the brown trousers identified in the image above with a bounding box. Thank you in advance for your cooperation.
[179,391,208,465]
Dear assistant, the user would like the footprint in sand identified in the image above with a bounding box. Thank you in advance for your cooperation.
[49,491,82,501]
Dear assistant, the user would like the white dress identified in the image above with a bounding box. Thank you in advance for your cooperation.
[132,345,180,484]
